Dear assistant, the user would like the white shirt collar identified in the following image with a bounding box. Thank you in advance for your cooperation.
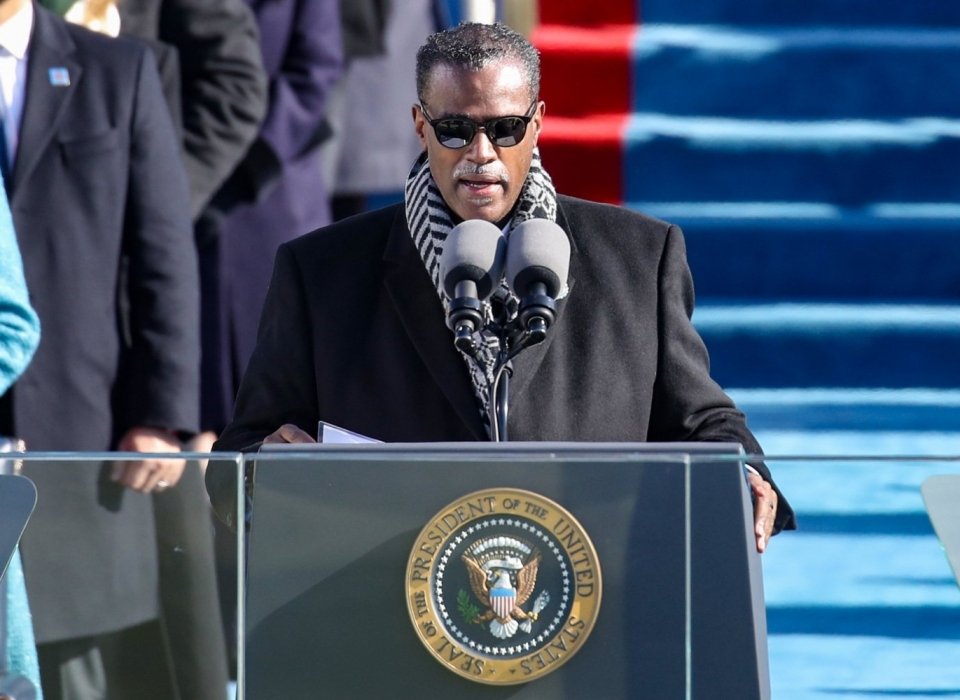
[0,1,34,61]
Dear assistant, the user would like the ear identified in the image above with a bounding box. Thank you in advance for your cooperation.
[413,104,429,149]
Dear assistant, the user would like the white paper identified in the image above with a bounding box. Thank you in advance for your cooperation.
[318,421,381,444]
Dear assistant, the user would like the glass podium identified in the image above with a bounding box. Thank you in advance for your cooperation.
[2,450,959,699]
[242,443,766,699]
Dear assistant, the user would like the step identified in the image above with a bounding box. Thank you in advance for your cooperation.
[768,637,960,699]
[728,388,960,432]
[626,202,960,301]
[692,303,960,388]
[765,535,956,606]
[632,26,960,119]
[533,25,634,118]
[538,115,625,204]
[539,2,635,27]
[622,114,960,204]
[639,0,960,27]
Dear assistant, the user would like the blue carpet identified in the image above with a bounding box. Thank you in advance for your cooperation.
[637,0,960,26]
[622,2,960,692]
[623,115,960,204]
[632,26,960,119]
[752,431,960,699]
[635,205,960,301]
[695,305,960,388]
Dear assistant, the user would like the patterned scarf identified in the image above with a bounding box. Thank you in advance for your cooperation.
[404,148,558,433]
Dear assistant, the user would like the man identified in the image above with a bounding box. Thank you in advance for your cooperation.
[0,0,199,696]
[31,1,264,695]
[209,22,796,549]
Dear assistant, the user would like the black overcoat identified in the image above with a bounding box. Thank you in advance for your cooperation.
[211,196,795,533]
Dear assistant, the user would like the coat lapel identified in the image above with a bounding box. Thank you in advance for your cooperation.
[11,7,81,202]
[382,212,488,439]
[381,201,580,439]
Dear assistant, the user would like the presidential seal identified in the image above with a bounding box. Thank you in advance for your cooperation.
[405,488,602,685]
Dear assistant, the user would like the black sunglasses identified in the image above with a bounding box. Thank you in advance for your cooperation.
[419,101,538,149]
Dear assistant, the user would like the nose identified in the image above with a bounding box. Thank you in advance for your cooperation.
[466,129,497,162]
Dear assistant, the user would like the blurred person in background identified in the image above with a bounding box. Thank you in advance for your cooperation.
[51,0,268,695]
[51,0,268,219]
[0,1,200,697]
[322,0,448,220]
[196,0,343,678]
[195,0,342,456]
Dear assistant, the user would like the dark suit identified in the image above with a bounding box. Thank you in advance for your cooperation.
[200,0,342,431]
[118,0,267,218]
[112,2,266,693]
[2,3,198,689]
[209,196,796,533]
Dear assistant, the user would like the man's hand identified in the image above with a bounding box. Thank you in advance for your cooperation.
[112,427,185,493]
[748,471,778,553]
[262,423,316,445]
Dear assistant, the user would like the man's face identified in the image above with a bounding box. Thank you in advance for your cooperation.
[413,61,543,223]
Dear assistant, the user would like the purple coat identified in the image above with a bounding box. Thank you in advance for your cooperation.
[200,0,343,430]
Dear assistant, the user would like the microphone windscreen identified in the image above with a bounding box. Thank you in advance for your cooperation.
[505,220,571,298]
[439,219,506,300]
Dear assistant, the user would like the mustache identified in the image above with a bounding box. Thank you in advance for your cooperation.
[452,163,509,182]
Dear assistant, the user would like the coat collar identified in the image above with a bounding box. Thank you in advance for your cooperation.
[381,200,579,440]
[10,5,81,201]
[382,207,487,439]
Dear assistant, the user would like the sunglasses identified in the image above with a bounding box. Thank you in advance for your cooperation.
[420,100,538,149]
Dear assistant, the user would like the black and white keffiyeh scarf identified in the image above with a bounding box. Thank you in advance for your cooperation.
[404,148,559,432]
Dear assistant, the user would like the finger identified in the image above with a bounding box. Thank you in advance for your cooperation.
[277,423,315,443]
[264,424,316,444]
[111,461,146,491]
[748,473,777,553]
[159,458,187,488]
[754,499,768,553]
[755,515,768,553]
[145,457,186,492]
[754,497,777,553]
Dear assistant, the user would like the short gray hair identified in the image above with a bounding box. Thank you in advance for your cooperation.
[416,22,540,103]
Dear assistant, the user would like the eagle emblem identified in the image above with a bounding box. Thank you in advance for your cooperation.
[461,536,551,639]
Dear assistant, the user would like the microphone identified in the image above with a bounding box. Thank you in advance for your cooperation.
[439,219,506,354]
[505,220,571,345]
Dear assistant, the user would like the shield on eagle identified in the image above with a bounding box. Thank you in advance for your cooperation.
[489,578,516,619]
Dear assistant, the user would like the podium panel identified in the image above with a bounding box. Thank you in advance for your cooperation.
[0,474,36,581]
[922,475,960,587]
[243,444,768,699]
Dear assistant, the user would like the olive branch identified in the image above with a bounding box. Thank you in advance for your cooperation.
[457,589,482,625]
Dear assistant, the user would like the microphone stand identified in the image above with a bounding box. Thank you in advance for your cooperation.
[487,317,545,442]
[466,291,554,443]
[489,353,512,442]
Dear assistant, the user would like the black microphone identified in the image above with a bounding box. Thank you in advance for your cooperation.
[505,220,571,345]
[439,219,506,354]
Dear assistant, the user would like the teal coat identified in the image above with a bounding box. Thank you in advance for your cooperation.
[0,180,39,395]
[0,175,42,697]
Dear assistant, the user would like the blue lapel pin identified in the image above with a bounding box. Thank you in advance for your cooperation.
[48,67,71,87]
